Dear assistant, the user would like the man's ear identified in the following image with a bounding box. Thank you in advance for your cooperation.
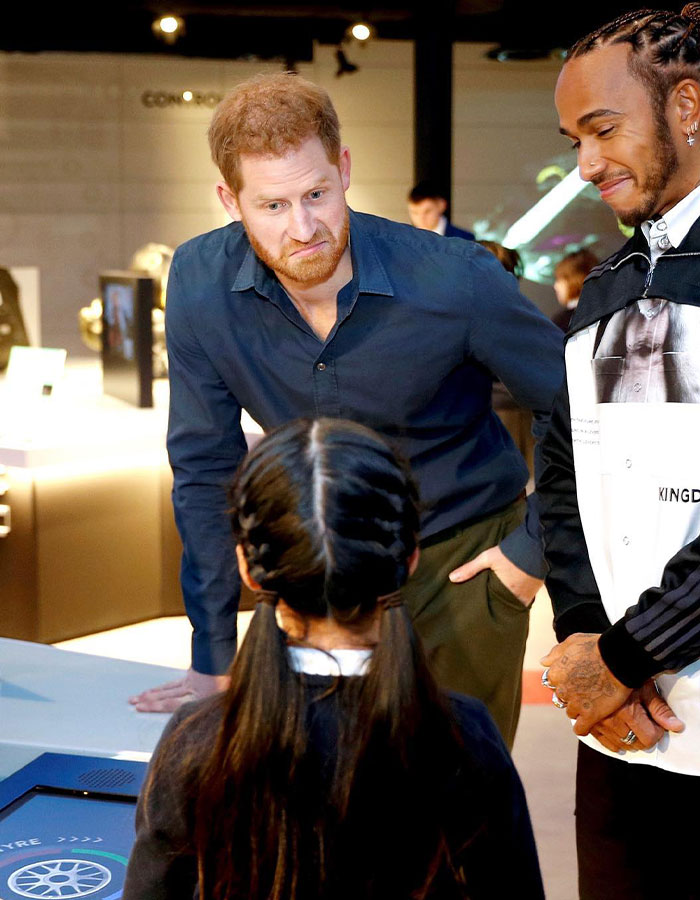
[674,78,700,134]
[436,197,448,216]
[216,180,241,221]
[236,543,261,591]
[338,146,351,192]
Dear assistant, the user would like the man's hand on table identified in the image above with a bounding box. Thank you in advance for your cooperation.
[449,544,543,606]
[129,668,230,713]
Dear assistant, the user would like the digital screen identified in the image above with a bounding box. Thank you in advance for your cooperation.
[100,272,153,408]
[103,283,135,363]
[0,789,136,899]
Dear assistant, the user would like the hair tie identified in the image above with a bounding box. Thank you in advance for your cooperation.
[377,589,403,609]
[255,589,279,607]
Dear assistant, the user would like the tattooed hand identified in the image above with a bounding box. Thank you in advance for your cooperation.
[590,679,684,753]
[540,633,632,735]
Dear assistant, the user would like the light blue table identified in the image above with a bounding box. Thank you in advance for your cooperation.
[0,637,182,779]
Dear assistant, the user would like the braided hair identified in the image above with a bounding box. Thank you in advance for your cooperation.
[232,418,419,617]
[568,6,700,118]
[179,418,480,900]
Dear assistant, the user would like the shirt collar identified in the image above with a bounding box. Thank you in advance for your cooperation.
[288,646,372,676]
[230,209,394,299]
[433,214,447,236]
[641,182,700,254]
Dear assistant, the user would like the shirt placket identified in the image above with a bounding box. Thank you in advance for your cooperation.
[312,351,341,418]
[310,278,361,419]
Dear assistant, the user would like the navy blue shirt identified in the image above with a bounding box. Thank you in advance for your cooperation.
[166,210,564,673]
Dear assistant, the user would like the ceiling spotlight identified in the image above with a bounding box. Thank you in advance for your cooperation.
[153,14,185,44]
[349,22,373,41]
[182,90,193,102]
[159,16,179,34]
[335,48,359,78]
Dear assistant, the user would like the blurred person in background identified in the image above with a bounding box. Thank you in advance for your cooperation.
[478,240,524,279]
[551,248,599,332]
[407,180,475,240]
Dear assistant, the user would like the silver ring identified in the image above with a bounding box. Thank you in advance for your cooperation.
[542,668,555,690]
[620,729,637,746]
[552,691,568,709]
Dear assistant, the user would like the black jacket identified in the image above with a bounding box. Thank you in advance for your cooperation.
[123,678,543,900]
[539,216,700,688]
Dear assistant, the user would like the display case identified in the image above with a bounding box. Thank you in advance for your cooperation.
[0,361,262,642]
[0,366,182,642]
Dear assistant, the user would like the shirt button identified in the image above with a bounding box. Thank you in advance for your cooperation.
[316,362,326,371]
[656,220,667,231]
[658,235,671,249]
[634,382,642,392]
[623,536,630,545]
[625,459,632,468]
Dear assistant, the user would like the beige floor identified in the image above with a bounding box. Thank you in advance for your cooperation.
[56,600,578,899]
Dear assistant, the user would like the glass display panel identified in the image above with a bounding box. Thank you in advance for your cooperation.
[0,789,136,899]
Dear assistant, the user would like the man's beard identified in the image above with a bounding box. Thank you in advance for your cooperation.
[613,115,680,227]
[244,209,350,286]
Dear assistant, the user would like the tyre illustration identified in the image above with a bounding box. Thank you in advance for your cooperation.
[7,859,112,897]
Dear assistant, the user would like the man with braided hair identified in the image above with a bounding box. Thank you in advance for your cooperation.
[129,73,564,751]
[539,6,700,897]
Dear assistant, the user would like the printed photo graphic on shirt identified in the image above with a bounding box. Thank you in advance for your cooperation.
[592,301,700,403]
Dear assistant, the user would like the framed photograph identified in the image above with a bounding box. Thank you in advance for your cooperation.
[100,272,155,408]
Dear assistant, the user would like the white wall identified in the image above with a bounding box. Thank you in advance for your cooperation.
[0,43,415,355]
[0,42,610,355]
[453,44,563,233]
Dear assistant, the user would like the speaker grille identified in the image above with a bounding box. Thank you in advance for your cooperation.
[78,768,137,789]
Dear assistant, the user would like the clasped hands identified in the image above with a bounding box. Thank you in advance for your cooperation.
[541,633,685,752]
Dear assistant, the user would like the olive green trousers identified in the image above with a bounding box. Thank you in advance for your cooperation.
[402,499,531,749]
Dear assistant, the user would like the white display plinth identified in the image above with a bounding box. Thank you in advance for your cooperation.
[0,359,262,469]
[0,360,169,469]
[0,360,263,644]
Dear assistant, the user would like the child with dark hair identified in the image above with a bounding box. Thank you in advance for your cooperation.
[123,418,543,900]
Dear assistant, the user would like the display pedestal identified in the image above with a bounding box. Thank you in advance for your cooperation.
[0,360,263,641]
[0,363,183,643]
